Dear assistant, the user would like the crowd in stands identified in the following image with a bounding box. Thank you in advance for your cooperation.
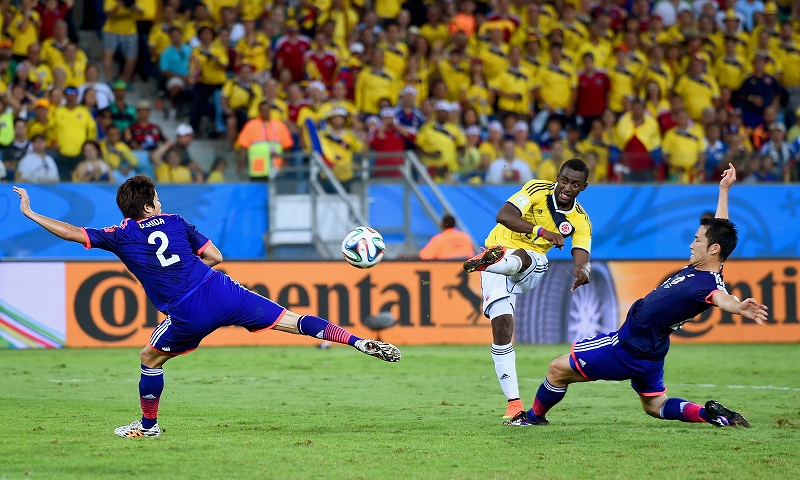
[1,0,800,185]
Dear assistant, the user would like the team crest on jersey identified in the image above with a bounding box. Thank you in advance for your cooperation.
[559,221,573,236]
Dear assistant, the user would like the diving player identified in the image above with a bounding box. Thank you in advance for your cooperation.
[463,159,593,419]
[505,164,767,427]
[12,176,401,438]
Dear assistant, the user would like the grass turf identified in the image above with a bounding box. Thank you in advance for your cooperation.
[1,344,799,480]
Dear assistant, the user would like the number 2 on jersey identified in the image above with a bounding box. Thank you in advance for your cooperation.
[148,231,181,267]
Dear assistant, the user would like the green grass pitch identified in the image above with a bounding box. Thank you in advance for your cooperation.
[1,344,799,479]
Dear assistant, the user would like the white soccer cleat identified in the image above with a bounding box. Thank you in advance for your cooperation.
[354,339,401,362]
[114,420,161,438]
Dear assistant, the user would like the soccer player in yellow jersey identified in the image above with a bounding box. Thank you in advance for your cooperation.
[463,159,592,420]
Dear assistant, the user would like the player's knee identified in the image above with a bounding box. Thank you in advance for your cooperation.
[547,359,569,384]
[512,249,532,271]
[490,314,514,344]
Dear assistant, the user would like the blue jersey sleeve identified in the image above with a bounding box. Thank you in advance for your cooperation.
[182,216,211,254]
[83,222,128,252]
[696,271,727,305]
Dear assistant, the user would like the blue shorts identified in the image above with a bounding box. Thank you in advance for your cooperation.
[568,332,666,397]
[149,272,285,355]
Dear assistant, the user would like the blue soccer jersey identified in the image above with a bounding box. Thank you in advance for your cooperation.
[617,265,727,360]
[82,214,214,312]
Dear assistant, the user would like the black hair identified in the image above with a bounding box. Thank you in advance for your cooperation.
[384,19,399,29]
[442,214,456,229]
[116,175,156,220]
[700,217,738,261]
[560,159,590,182]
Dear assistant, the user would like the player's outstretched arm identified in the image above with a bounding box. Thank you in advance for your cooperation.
[571,248,591,291]
[711,290,768,326]
[199,243,223,267]
[715,163,736,220]
[13,186,86,244]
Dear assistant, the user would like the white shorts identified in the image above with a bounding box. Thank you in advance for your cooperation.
[481,250,548,318]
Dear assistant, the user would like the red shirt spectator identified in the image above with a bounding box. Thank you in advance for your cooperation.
[304,48,338,85]
[36,0,69,42]
[128,101,165,151]
[368,108,415,177]
[576,61,610,118]
[274,27,312,81]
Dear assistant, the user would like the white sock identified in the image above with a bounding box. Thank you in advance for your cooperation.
[491,343,519,400]
[484,252,523,275]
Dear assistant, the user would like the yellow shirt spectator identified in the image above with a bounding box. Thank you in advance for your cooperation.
[156,163,193,183]
[103,0,138,36]
[416,119,466,173]
[52,105,97,156]
[240,0,266,21]
[41,38,85,68]
[222,78,264,117]
[662,125,707,182]
[479,43,509,82]
[317,7,359,45]
[534,61,577,110]
[191,42,229,85]
[515,141,543,172]
[674,73,720,121]
[8,10,40,57]
[575,40,612,70]
[100,139,139,169]
[746,50,782,78]
[465,82,493,116]
[437,58,471,102]
[420,22,450,47]
[608,62,637,113]
[355,67,396,115]
[491,65,535,115]
[149,22,183,58]
[637,61,674,97]
[207,0,239,23]
[235,33,272,73]
[577,135,610,180]
[375,0,401,19]
[715,55,748,90]
[296,103,324,151]
[319,128,364,183]
[559,21,588,56]
[54,56,87,86]
[779,43,800,88]
[378,41,408,80]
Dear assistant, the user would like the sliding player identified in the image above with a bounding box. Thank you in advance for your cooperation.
[505,164,766,427]
[463,159,592,419]
[13,176,401,439]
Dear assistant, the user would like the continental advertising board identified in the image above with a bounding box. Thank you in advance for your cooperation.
[0,261,798,348]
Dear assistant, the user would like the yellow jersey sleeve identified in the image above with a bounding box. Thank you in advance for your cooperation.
[568,203,592,253]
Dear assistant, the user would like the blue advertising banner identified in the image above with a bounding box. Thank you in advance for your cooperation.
[369,184,800,260]
[0,184,267,259]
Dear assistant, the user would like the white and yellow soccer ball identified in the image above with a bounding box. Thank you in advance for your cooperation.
[341,227,386,268]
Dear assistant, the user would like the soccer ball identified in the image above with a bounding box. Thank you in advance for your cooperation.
[341,227,385,269]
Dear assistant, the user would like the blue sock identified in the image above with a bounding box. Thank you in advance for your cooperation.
[659,397,709,423]
[139,364,164,429]
[527,378,567,421]
[296,315,361,346]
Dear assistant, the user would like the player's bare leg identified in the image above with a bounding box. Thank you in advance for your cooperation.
[640,393,750,427]
[505,355,590,426]
[114,345,174,438]
[275,311,401,362]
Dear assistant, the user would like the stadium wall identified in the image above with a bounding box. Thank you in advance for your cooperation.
[1,184,798,260]
[1,260,798,349]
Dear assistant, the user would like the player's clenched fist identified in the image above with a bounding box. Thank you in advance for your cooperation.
[540,229,565,249]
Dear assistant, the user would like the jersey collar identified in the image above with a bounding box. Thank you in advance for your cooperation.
[551,187,576,214]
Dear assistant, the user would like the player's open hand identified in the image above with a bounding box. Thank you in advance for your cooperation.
[540,230,565,249]
[739,298,768,326]
[572,264,591,291]
[719,163,736,190]
[12,186,32,217]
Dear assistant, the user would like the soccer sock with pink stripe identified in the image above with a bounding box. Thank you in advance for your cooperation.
[659,398,709,423]
[297,315,361,346]
[527,378,567,421]
[139,365,164,429]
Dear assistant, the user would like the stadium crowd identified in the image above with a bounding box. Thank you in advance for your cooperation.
[1,0,800,185]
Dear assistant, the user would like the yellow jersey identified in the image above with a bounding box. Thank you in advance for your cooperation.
[419,22,450,47]
[714,55,747,90]
[148,22,182,58]
[8,11,41,57]
[437,58,471,102]
[378,41,408,80]
[103,0,138,36]
[607,64,637,113]
[534,61,577,110]
[355,68,396,115]
[52,105,97,156]
[577,135,610,181]
[575,40,612,70]
[465,82,492,115]
[319,129,364,182]
[637,62,673,97]
[191,43,229,85]
[222,79,264,113]
[235,33,272,73]
[155,163,193,183]
[375,0,402,19]
[484,180,592,256]
[674,74,720,121]
[100,140,139,169]
[779,43,800,87]
[662,126,707,182]
[479,43,509,82]
[415,121,466,173]
[54,58,87,86]
[515,141,543,172]
[558,21,588,56]
[491,65,535,114]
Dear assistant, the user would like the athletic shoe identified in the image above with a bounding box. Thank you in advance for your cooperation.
[503,411,550,427]
[504,399,524,419]
[704,400,750,428]
[114,420,161,438]
[354,339,401,362]
[463,245,506,273]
